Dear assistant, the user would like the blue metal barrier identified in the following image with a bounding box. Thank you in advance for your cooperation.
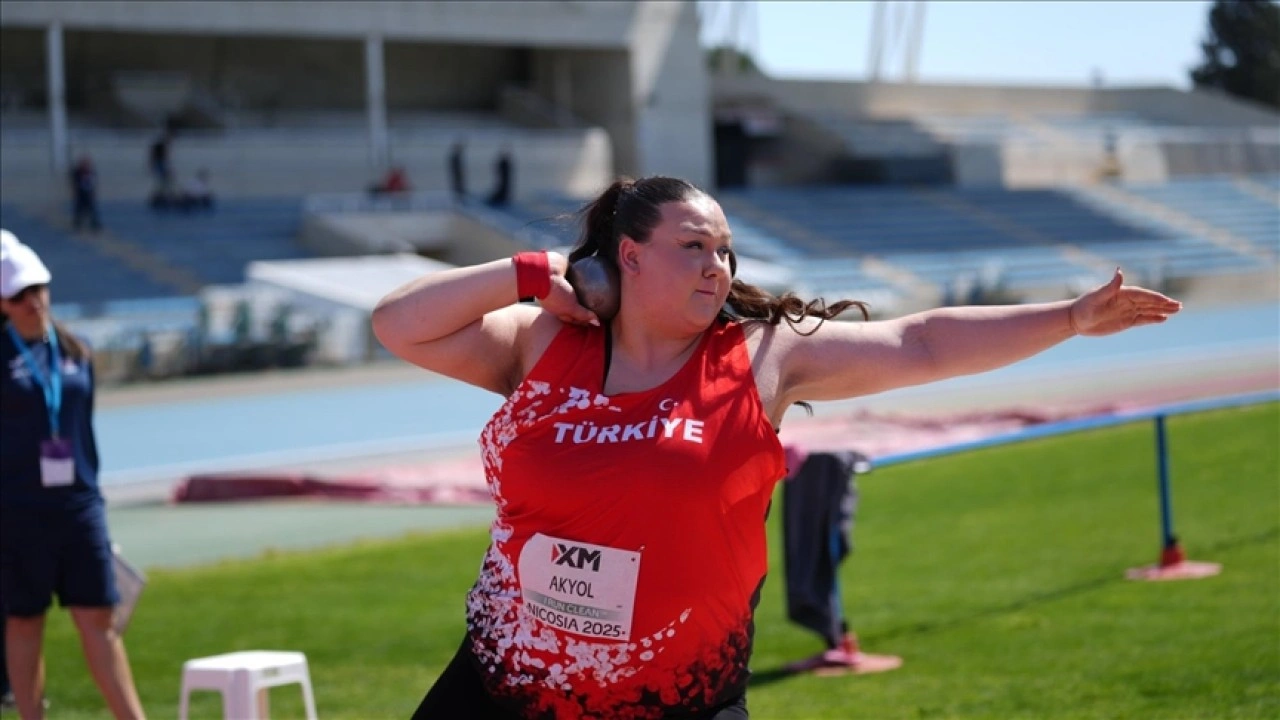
[874,389,1278,573]
[1155,414,1175,554]
[876,389,1280,468]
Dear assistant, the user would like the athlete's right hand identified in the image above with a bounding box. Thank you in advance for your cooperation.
[542,252,601,326]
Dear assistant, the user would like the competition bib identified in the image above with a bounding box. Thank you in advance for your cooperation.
[518,533,641,641]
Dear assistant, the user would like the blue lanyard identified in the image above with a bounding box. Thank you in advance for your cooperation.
[7,323,62,438]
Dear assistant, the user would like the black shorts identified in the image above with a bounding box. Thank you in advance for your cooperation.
[0,503,119,617]
[412,637,749,720]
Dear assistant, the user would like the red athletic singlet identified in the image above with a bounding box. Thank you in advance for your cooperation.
[465,319,785,719]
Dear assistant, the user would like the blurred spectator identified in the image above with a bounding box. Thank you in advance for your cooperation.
[369,166,412,197]
[132,334,154,381]
[486,145,513,208]
[69,155,102,232]
[178,168,215,213]
[1098,129,1123,181]
[148,130,172,198]
[448,140,467,204]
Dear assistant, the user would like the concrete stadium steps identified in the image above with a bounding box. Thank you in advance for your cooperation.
[883,247,1099,289]
[467,191,899,304]
[723,186,1026,255]
[1252,174,1280,193]
[1120,177,1280,257]
[456,197,581,250]
[886,112,1175,146]
[722,214,808,263]
[474,192,810,264]
[715,193,853,257]
[1079,237,1263,279]
[721,185,1167,257]
[718,180,1277,293]
[787,256,921,308]
[1232,176,1280,206]
[1068,182,1274,269]
[811,111,1171,160]
[916,114,1042,144]
[99,198,312,286]
[1034,112,1157,140]
[0,203,190,303]
[927,187,1168,245]
[812,115,948,157]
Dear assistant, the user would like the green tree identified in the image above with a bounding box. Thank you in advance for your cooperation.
[1190,0,1280,109]
[705,45,760,74]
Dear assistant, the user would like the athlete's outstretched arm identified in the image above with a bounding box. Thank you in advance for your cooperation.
[776,269,1181,405]
[372,253,595,395]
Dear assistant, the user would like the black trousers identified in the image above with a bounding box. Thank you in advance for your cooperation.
[413,638,749,720]
[72,193,101,230]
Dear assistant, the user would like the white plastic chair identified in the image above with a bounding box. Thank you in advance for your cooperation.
[178,650,318,720]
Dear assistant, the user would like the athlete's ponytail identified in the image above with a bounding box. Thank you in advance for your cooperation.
[570,178,633,265]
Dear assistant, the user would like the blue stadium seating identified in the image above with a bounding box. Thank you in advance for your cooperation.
[1255,174,1280,192]
[1064,181,1273,275]
[456,196,580,249]
[1121,177,1279,256]
[719,185,1168,256]
[11,176,1272,310]
[1036,112,1156,138]
[98,198,311,286]
[1081,237,1261,278]
[719,180,1274,293]
[789,256,921,299]
[467,178,1276,301]
[916,114,1038,143]
[468,192,807,261]
[878,247,1098,292]
[0,203,184,304]
[464,191,894,301]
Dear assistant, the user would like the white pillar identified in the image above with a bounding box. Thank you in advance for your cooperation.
[905,1,927,84]
[364,34,388,173]
[867,1,885,82]
[46,22,69,175]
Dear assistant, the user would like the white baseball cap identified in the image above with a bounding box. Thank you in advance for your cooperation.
[0,229,53,300]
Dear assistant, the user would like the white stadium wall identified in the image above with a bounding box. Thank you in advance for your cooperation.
[628,0,712,185]
[0,126,613,204]
[714,75,1280,124]
[0,0,713,205]
[0,1,638,49]
[714,74,1280,188]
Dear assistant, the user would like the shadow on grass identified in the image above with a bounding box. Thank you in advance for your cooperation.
[750,526,1277,690]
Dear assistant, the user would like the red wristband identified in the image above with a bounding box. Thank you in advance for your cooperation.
[513,251,551,300]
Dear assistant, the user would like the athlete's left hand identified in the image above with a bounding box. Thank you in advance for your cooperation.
[1068,268,1182,337]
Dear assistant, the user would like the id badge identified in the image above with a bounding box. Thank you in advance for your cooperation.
[518,533,641,641]
[39,438,75,487]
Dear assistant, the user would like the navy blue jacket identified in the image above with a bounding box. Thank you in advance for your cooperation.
[0,327,102,510]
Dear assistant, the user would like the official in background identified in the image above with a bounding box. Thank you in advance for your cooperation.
[781,448,901,674]
[69,155,103,233]
[449,139,467,204]
[486,145,513,208]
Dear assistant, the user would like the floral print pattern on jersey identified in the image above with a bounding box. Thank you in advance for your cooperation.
[464,321,785,719]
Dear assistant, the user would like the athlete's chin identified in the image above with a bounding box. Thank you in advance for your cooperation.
[683,308,721,330]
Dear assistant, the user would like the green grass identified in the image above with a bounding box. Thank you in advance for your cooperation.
[27,403,1280,719]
